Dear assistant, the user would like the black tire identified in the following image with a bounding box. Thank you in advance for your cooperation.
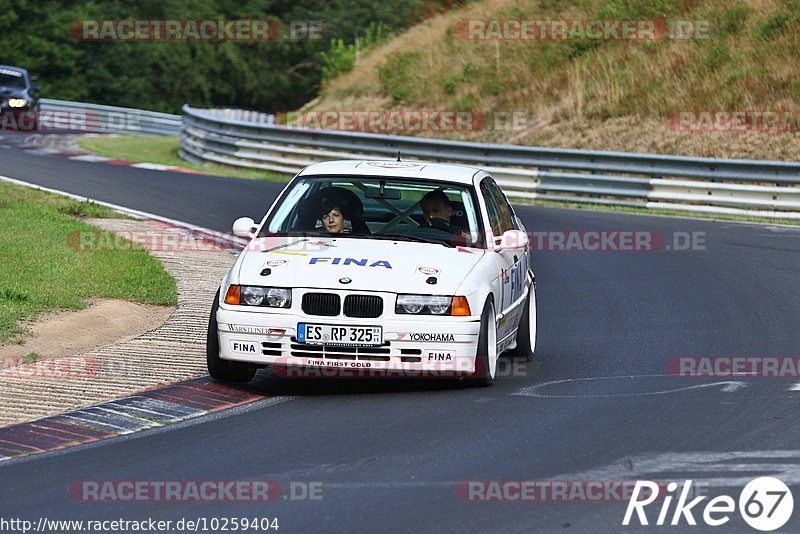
[507,280,536,361]
[468,299,497,387]
[207,290,256,383]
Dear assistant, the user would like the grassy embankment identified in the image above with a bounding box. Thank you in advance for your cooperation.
[316,0,800,161]
[0,182,177,344]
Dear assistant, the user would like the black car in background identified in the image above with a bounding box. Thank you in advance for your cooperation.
[0,65,41,130]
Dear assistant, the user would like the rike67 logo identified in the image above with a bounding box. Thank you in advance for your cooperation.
[623,477,793,531]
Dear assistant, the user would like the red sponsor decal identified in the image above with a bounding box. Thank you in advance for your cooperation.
[416,266,440,276]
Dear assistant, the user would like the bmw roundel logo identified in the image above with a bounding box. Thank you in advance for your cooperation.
[339,277,352,284]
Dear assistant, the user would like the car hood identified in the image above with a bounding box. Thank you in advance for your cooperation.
[236,235,485,295]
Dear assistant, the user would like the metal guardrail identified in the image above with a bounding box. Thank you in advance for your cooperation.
[40,99,180,136]
[173,105,795,219]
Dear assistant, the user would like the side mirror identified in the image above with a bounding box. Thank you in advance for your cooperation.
[30,76,39,82]
[232,217,257,238]
[495,229,528,251]
[31,85,41,92]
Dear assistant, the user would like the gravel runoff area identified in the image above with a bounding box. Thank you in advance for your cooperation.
[0,218,237,427]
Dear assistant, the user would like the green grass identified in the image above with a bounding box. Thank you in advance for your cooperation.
[22,352,40,363]
[0,181,177,344]
[77,135,290,183]
[57,199,130,219]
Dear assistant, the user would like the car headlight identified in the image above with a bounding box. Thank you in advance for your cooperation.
[225,285,291,308]
[7,98,28,108]
[395,295,471,316]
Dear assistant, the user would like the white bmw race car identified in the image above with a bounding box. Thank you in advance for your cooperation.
[207,160,536,386]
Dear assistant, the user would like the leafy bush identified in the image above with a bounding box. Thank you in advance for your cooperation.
[379,52,419,102]
[755,11,793,41]
[321,22,392,82]
[321,39,357,82]
[443,75,461,94]
[720,2,751,35]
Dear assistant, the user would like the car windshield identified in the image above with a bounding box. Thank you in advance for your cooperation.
[0,71,26,89]
[262,175,485,248]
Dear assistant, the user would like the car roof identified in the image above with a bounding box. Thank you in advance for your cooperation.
[296,160,484,185]
[0,65,27,75]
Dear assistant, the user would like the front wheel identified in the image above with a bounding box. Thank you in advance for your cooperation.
[507,281,536,361]
[468,299,498,387]
[207,290,256,383]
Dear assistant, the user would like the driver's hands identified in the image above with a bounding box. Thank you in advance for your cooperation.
[427,217,450,230]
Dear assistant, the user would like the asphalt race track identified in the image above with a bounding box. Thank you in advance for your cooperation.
[2,132,800,532]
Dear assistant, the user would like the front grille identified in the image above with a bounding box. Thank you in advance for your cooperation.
[262,341,282,357]
[400,350,422,363]
[291,340,391,361]
[344,295,383,318]
[302,293,340,316]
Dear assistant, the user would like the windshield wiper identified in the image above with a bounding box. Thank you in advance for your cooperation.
[367,233,455,248]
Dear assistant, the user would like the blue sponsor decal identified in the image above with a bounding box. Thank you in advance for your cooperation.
[426,350,454,361]
[231,341,258,354]
[309,257,392,269]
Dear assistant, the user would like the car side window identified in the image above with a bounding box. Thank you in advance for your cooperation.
[480,179,503,236]
[486,179,517,232]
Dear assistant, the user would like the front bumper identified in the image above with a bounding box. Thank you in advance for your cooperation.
[216,306,482,375]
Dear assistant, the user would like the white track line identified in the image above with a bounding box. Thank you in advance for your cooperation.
[129,162,175,171]
[512,374,747,398]
[69,154,113,162]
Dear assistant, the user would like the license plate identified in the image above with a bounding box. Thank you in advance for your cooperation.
[297,323,383,346]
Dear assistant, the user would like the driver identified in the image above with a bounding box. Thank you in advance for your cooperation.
[421,190,461,233]
[420,190,468,246]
